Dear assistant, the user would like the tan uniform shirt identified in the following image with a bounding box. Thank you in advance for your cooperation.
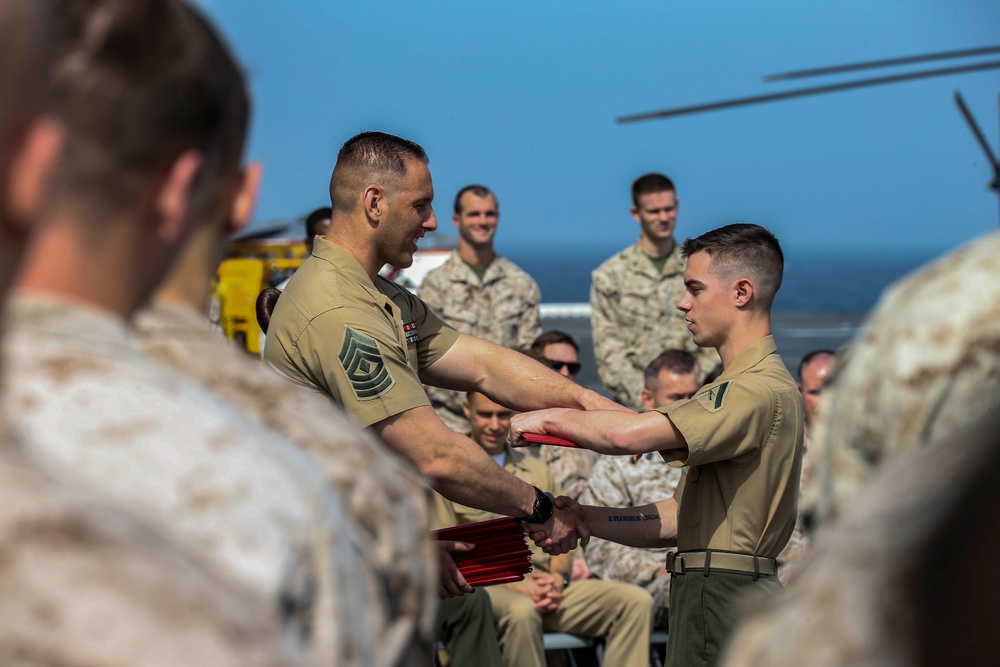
[418,251,541,433]
[136,300,436,667]
[0,427,302,667]
[805,230,1000,527]
[265,237,460,428]
[581,453,682,585]
[590,240,720,410]
[660,336,803,557]
[2,294,374,665]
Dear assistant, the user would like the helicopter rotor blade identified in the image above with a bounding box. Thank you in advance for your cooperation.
[617,59,1000,124]
[764,45,1000,82]
[954,91,1000,174]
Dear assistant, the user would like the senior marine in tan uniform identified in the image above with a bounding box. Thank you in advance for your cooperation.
[419,184,541,434]
[513,224,804,667]
[0,1,303,664]
[2,2,377,663]
[591,173,719,410]
[265,131,624,561]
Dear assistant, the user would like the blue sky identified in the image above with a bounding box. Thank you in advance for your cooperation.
[195,1,1000,256]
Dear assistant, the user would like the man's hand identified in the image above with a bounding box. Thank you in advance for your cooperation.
[437,540,475,598]
[571,555,591,581]
[530,573,563,613]
[525,497,589,555]
[508,410,552,448]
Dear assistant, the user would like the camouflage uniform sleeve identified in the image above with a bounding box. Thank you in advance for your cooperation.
[0,453,301,667]
[590,265,640,407]
[515,277,542,352]
[415,265,445,315]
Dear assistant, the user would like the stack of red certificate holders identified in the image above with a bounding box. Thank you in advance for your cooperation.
[434,516,533,587]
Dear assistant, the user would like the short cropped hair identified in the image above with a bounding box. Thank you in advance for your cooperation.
[50,0,249,222]
[631,173,675,207]
[681,223,784,307]
[644,349,699,388]
[530,330,579,355]
[454,184,498,215]
[329,131,428,215]
[797,349,836,382]
[304,206,332,238]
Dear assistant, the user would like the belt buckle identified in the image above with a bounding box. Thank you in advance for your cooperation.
[667,552,685,575]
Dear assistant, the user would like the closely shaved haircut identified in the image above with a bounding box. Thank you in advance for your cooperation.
[329,131,428,215]
[48,0,249,224]
[681,223,784,308]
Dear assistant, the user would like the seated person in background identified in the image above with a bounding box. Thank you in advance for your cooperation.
[581,349,700,629]
[530,331,600,500]
[433,391,653,667]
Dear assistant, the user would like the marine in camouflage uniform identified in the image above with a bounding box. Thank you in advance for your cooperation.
[3,295,377,665]
[418,185,542,434]
[592,238,720,411]
[0,2,301,664]
[581,454,683,627]
[137,299,437,667]
[803,230,1000,528]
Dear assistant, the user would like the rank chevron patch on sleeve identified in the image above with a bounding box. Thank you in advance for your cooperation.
[695,381,730,413]
[338,328,394,399]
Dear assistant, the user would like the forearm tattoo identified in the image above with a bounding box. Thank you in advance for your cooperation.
[608,513,660,522]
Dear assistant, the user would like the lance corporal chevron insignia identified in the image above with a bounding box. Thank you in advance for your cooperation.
[339,328,394,399]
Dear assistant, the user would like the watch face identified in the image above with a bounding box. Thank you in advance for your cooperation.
[533,488,554,524]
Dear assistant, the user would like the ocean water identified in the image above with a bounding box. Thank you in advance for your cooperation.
[504,244,941,314]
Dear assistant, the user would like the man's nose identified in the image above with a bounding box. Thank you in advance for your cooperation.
[676,295,689,312]
[425,209,438,231]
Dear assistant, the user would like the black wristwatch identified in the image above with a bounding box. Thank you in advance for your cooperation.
[525,486,554,524]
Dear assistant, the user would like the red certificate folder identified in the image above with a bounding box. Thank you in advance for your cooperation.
[521,432,581,448]
[434,516,533,587]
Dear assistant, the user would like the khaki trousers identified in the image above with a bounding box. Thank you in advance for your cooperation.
[486,578,653,667]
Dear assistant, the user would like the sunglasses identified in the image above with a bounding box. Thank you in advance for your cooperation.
[547,359,582,375]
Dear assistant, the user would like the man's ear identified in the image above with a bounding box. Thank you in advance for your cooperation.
[6,117,63,230]
[629,205,641,224]
[452,212,461,231]
[733,278,754,306]
[362,184,384,223]
[640,387,654,411]
[226,161,262,235]
[155,149,203,243]
[462,396,471,420]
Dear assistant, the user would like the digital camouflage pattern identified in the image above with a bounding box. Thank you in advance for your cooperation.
[0,427,304,667]
[2,294,377,666]
[590,240,720,410]
[804,230,1000,528]
[419,251,541,433]
[538,446,600,501]
[136,300,437,667]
